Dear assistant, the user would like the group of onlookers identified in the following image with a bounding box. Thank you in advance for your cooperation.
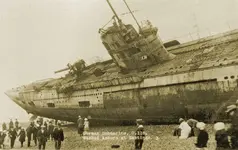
[25,118,64,150]
[0,118,64,150]
[0,119,21,149]
[175,100,238,150]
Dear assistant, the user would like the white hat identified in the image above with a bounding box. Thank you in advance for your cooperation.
[84,118,88,121]
[196,122,206,130]
[214,122,225,131]
[78,115,81,118]
[138,125,144,129]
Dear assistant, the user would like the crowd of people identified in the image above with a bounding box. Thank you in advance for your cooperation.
[1,100,238,150]
[174,100,238,150]
[0,118,64,150]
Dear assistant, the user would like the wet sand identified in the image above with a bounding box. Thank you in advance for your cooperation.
[7,124,218,150]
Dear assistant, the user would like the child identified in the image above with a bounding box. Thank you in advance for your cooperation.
[214,122,230,150]
[195,122,209,149]
[18,127,26,148]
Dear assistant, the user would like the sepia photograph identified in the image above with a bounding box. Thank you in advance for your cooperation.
[0,0,238,149]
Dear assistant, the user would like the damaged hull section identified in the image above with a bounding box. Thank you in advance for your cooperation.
[6,65,238,123]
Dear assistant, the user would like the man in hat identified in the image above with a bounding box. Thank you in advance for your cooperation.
[135,125,145,150]
[9,119,14,129]
[37,125,48,150]
[48,121,55,141]
[53,122,64,150]
[26,123,33,147]
[178,118,191,139]
[77,116,84,136]
[15,119,19,130]
[226,100,238,149]
[8,127,17,148]
[33,123,40,146]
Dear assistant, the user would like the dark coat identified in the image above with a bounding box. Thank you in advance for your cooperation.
[9,121,14,129]
[19,130,26,142]
[53,127,64,141]
[77,118,84,128]
[231,109,238,130]
[33,126,40,137]
[48,124,54,133]
[195,130,209,148]
[135,128,145,140]
[0,132,6,144]
[44,122,48,131]
[215,129,230,148]
[26,126,33,137]
[9,129,17,139]
[37,130,48,144]
[15,121,19,128]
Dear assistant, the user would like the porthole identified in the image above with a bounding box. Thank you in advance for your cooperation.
[224,76,228,80]
[231,76,235,79]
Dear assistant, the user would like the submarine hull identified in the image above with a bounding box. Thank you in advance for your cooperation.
[6,65,238,124]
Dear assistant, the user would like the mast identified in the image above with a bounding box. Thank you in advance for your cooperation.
[106,0,121,22]
[122,0,142,31]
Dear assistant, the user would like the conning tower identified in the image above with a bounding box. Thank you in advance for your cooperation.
[99,0,175,71]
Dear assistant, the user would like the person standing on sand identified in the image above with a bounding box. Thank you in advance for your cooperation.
[84,118,89,132]
[135,125,145,150]
[37,125,48,150]
[77,116,84,136]
[195,122,209,150]
[26,123,33,147]
[48,121,55,141]
[33,123,40,146]
[53,122,64,150]
[225,100,238,149]
[0,130,6,149]
[8,127,17,149]
[18,127,26,148]
[214,122,230,150]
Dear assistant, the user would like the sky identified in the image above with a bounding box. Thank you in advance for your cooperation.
[0,0,237,123]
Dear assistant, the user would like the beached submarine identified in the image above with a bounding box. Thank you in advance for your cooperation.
[5,0,238,124]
